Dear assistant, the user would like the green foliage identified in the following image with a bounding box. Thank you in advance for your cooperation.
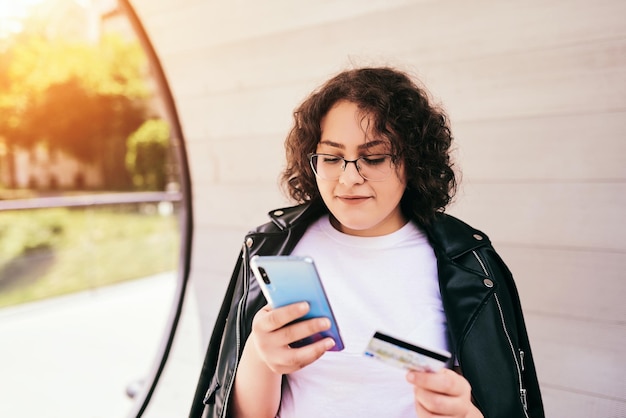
[0,207,180,308]
[0,209,66,262]
[126,119,171,190]
[0,31,154,190]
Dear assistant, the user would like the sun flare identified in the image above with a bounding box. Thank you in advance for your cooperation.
[0,0,45,19]
[0,0,93,39]
[0,0,44,37]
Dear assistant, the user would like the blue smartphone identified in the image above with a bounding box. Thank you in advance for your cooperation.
[249,255,344,351]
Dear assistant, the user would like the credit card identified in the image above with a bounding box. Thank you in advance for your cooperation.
[364,331,451,372]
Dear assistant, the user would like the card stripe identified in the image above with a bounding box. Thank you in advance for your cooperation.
[372,332,451,363]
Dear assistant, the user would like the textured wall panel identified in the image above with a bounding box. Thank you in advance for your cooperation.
[130,0,626,415]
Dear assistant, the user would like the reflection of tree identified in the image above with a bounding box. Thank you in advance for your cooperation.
[0,33,151,190]
[126,119,170,191]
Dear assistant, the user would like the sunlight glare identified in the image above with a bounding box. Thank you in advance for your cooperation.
[0,0,45,37]
[0,0,46,19]
[0,0,92,39]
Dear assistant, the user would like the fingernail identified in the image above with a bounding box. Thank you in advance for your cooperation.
[324,339,335,350]
[319,318,331,329]
[298,302,309,312]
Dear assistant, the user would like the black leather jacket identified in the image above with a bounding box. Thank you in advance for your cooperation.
[189,200,544,418]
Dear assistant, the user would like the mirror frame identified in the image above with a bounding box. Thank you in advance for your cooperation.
[116,1,194,416]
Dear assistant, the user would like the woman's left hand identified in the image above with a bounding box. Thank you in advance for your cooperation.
[406,368,483,418]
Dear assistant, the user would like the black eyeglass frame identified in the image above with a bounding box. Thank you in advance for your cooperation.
[308,153,397,182]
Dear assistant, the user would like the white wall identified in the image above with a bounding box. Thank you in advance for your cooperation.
[131,1,626,416]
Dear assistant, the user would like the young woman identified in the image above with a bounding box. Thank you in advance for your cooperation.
[190,67,544,418]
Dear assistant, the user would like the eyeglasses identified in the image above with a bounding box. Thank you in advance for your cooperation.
[308,153,396,181]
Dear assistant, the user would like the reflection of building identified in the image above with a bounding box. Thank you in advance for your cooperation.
[9,144,102,190]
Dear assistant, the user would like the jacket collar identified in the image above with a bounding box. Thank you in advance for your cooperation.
[422,213,492,259]
[267,200,490,259]
[267,199,327,231]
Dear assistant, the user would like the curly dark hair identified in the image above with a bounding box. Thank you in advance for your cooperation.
[281,67,457,225]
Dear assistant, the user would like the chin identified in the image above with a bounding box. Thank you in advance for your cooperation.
[333,217,379,234]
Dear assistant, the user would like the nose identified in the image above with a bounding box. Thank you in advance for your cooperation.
[339,160,364,184]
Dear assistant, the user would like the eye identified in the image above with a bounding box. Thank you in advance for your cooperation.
[361,155,388,166]
[320,155,342,164]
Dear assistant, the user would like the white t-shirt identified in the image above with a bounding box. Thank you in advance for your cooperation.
[278,214,448,418]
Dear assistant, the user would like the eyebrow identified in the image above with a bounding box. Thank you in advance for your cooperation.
[318,139,388,150]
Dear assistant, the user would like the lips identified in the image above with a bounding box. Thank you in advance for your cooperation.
[337,195,371,204]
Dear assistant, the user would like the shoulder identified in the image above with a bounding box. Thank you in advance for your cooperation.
[250,199,328,234]
[423,212,493,257]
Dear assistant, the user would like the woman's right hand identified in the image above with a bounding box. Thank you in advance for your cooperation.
[233,302,333,417]
[250,302,336,375]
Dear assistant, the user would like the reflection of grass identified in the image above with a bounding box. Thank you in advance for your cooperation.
[0,206,180,308]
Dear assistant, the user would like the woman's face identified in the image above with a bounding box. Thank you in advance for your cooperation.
[315,100,407,237]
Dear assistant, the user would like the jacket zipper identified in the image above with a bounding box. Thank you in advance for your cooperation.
[219,244,251,418]
[472,251,529,417]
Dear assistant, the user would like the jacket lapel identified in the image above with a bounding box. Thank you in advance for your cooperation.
[424,214,495,352]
